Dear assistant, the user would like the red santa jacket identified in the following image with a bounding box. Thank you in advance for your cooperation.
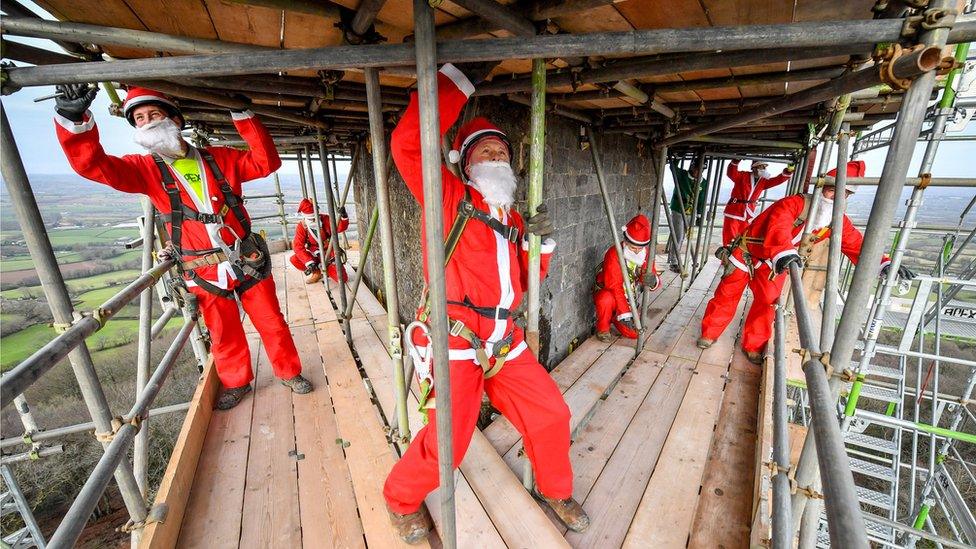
[724,161,792,222]
[292,213,350,267]
[391,64,554,363]
[728,194,890,273]
[595,246,658,319]
[55,110,280,290]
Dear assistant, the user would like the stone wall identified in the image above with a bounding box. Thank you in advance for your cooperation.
[353,95,658,368]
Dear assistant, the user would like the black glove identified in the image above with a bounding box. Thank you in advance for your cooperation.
[646,273,661,292]
[880,264,917,280]
[774,253,802,275]
[338,206,349,218]
[224,93,252,114]
[714,245,731,262]
[526,203,553,238]
[452,61,496,86]
[55,84,97,122]
[157,242,177,263]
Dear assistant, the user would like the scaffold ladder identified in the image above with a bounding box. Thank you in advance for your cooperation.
[0,465,46,548]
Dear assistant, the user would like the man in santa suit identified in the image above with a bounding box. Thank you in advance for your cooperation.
[594,214,661,341]
[289,198,350,283]
[52,84,312,410]
[383,63,588,543]
[720,159,795,248]
[698,161,915,364]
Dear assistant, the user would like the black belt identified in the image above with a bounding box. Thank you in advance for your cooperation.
[447,296,511,320]
[728,198,756,205]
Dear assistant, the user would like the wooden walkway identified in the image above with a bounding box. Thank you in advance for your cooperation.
[141,253,763,548]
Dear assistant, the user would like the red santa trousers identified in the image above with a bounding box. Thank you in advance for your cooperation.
[384,352,572,514]
[287,253,345,282]
[700,264,787,353]
[190,277,302,388]
[593,289,639,338]
[722,217,748,246]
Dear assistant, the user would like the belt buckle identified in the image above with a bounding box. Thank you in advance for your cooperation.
[449,320,465,337]
[506,227,519,243]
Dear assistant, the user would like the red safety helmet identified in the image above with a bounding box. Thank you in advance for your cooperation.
[122,87,182,127]
[448,117,512,180]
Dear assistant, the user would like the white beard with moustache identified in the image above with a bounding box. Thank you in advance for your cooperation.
[467,160,518,209]
[807,194,834,231]
[133,118,187,158]
[624,247,647,265]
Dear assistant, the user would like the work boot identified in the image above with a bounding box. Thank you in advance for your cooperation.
[744,349,764,365]
[305,269,323,284]
[596,331,613,343]
[534,490,590,533]
[281,374,313,394]
[387,505,432,545]
[669,264,681,274]
[697,337,714,349]
[216,384,252,410]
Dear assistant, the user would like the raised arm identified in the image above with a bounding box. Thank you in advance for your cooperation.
[391,64,474,205]
[55,112,151,194]
[207,110,282,192]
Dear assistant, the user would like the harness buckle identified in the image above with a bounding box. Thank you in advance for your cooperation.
[449,319,465,337]
[504,226,519,243]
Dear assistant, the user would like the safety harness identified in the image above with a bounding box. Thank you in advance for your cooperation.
[407,187,522,414]
[152,150,270,298]
[726,194,822,279]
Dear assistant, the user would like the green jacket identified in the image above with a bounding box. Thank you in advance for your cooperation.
[669,162,708,223]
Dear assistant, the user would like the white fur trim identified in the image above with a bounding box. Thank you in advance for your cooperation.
[772,249,800,265]
[305,260,317,267]
[54,111,95,134]
[723,211,747,221]
[617,312,634,321]
[623,228,650,245]
[728,254,750,274]
[440,63,476,98]
[448,149,461,163]
[230,109,255,121]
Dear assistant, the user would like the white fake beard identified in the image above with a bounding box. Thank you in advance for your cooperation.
[133,118,186,158]
[624,247,647,265]
[754,168,771,179]
[808,195,834,231]
[468,161,518,209]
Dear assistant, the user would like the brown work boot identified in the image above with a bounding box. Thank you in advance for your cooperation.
[305,269,323,284]
[281,374,313,394]
[387,505,432,545]
[697,337,714,349]
[534,490,590,533]
[216,384,252,410]
[744,349,764,365]
[596,331,613,343]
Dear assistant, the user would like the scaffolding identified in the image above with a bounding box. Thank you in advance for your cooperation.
[0,1,973,548]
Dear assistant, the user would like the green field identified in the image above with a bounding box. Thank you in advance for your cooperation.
[0,316,183,370]
[0,251,84,272]
[74,286,133,310]
[1,269,143,300]
[46,227,139,247]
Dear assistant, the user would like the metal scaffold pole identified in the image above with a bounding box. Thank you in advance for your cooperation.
[0,101,149,543]
[413,0,456,545]
[364,66,410,443]
[134,199,156,502]
[523,56,547,490]
[588,126,643,339]
[790,2,955,528]
[772,295,793,548]
[638,145,667,354]
[273,171,289,241]
[297,147,309,199]
[318,134,352,345]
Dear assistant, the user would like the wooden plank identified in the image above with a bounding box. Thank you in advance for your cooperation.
[303,273,340,325]
[567,351,666,510]
[566,357,696,548]
[140,356,219,549]
[644,289,708,356]
[314,320,431,548]
[343,265,387,318]
[123,0,219,39]
[621,361,728,548]
[239,334,302,548]
[699,294,750,367]
[177,341,260,548]
[203,0,283,48]
[750,351,775,547]
[288,278,366,547]
[789,423,808,466]
[482,336,614,456]
[501,341,635,472]
[688,359,761,548]
[284,259,314,326]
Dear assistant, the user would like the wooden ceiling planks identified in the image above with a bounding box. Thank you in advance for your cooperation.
[35,0,150,58]
[552,5,633,34]
[124,0,219,40]
[793,0,876,23]
[203,0,282,48]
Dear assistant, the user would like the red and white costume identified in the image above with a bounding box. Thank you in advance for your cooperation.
[594,215,660,339]
[289,198,349,282]
[383,64,573,514]
[701,192,889,353]
[55,91,301,389]
[722,161,792,245]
